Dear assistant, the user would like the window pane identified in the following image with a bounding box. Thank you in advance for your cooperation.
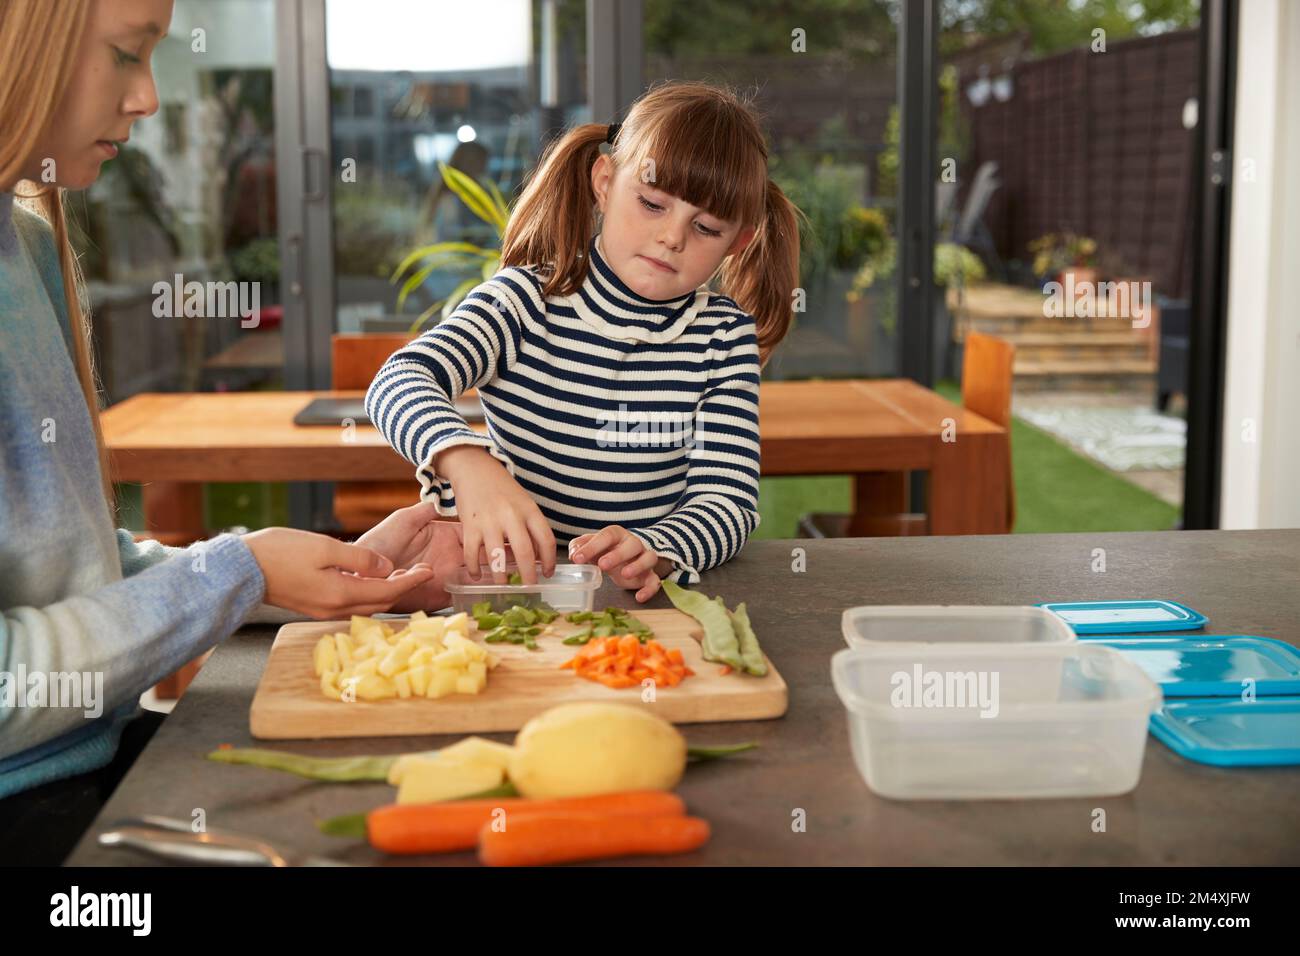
[939,1,1198,532]
[84,0,284,531]
[326,0,588,337]
[643,1,901,382]
[84,0,282,401]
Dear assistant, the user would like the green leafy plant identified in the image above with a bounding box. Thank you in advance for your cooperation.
[837,206,891,271]
[877,65,968,201]
[391,161,510,334]
[769,153,864,289]
[934,241,987,288]
[335,181,425,280]
[1028,232,1097,277]
[849,237,984,299]
[228,237,280,286]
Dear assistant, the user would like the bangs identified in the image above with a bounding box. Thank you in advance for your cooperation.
[618,100,768,228]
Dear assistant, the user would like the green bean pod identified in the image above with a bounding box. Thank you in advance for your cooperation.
[661,580,745,670]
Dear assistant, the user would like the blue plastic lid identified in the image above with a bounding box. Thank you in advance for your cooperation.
[1038,599,1207,634]
[1089,635,1300,697]
[1150,697,1300,766]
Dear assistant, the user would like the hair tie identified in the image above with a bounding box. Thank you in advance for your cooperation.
[605,123,621,145]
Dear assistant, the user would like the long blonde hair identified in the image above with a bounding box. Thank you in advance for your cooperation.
[0,0,114,508]
[501,80,803,365]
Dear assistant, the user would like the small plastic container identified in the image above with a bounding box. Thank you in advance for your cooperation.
[842,605,1078,649]
[445,562,602,614]
[831,643,1162,799]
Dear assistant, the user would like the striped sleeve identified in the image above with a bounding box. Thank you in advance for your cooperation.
[364,273,527,514]
[629,315,762,584]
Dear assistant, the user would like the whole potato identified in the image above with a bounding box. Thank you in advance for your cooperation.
[509,703,687,799]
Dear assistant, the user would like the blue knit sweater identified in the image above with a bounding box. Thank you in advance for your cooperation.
[0,191,266,799]
[366,233,762,584]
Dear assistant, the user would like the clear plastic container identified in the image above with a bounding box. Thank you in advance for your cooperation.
[842,605,1077,648]
[445,562,602,614]
[831,643,1162,799]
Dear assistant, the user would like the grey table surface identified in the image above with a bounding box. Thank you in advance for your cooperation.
[67,530,1300,866]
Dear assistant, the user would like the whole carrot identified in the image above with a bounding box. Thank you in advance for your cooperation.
[478,813,711,867]
[359,790,685,855]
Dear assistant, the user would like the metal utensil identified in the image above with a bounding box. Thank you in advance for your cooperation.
[97,815,351,867]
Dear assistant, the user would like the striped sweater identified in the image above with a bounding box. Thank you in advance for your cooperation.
[365,234,761,584]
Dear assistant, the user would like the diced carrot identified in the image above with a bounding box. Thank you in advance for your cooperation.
[719,665,733,676]
[559,632,693,690]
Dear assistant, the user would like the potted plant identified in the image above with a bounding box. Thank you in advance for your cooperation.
[391,161,509,334]
[850,234,985,381]
[1028,231,1097,292]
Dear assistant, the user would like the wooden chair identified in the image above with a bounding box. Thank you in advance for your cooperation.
[798,331,1016,537]
[959,331,1016,531]
[332,333,424,532]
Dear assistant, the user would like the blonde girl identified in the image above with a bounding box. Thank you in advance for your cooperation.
[0,0,459,854]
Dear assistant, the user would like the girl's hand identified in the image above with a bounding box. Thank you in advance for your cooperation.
[568,525,673,603]
[244,528,438,619]
[437,445,556,585]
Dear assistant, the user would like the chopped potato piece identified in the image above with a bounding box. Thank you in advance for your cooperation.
[313,636,337,677]
[433,647,469,669]
[353,674,397,701]
[437,737,514,771]
[333,633,354,669]
[428,669,459,699]
[386,751,440,785]
[395,758,504,804]
[378,636,417,677]
[408,665,431,697]
[315,614,494,703]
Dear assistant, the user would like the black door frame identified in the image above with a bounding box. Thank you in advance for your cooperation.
[1183,0,1237,529]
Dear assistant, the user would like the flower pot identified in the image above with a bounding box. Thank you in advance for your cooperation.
[1058,266,1098,295]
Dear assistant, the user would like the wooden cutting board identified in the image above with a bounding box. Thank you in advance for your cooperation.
[249,608,788,739]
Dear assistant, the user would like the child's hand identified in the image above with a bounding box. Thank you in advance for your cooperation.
[568,525,673,603]
[436,445,556,584]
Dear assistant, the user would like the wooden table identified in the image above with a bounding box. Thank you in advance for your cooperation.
[105,381,1006,699]
[104,380,1008,538]
[65,531,1300,866]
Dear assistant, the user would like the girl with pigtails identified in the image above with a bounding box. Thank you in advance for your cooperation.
[367,81,804,602]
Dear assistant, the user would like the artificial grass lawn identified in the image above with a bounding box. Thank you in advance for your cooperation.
[751,381,1180,539]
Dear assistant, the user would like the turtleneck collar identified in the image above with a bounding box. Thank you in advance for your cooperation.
[557,233,708,344]
[0,191,16,257]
